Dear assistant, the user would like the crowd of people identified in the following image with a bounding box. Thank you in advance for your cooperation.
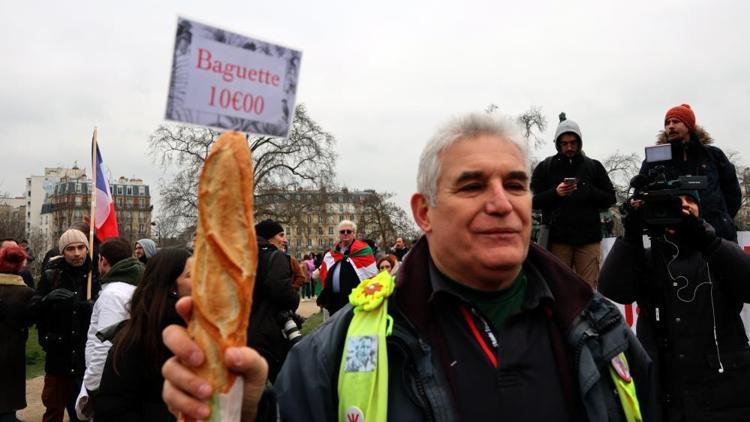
[1,104,749,421]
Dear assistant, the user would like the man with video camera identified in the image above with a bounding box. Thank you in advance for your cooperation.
[639,103,741,242]
[600,186,750,421]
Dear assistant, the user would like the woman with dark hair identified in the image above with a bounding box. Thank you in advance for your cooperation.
[0,245,34,422]
[376,255,398,276]
[94,248,193,421]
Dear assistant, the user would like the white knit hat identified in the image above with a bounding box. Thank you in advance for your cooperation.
[58,229,89,252]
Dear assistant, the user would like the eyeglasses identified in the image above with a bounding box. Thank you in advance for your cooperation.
[379,265,391,270]
[339,229,353,234]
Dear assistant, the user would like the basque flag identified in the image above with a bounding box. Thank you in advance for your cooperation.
[93,143,119,241]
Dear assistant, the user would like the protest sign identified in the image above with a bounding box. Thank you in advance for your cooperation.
[166,17,302,137]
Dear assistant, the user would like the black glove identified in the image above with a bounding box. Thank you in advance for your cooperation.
[43,288,76,303]
[679,214,720,253]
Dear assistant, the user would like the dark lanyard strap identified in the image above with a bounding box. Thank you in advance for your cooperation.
[459,305,498,369]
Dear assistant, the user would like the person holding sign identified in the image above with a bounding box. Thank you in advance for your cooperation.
[29,229,101,422]
[162,113,655,422]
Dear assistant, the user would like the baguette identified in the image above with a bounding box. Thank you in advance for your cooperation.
[188,131,257,400]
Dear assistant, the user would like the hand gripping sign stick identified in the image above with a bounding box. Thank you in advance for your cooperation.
[186,131,258,421]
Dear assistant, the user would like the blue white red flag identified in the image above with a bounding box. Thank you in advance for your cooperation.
[93,143,119,241]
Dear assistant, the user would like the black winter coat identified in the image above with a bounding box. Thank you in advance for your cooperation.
[247,238,299,382]
[639,135,742,242]
[600,235,750,421]
[29,257,100,376]
[531,153,616,245]
[0,275,34,412]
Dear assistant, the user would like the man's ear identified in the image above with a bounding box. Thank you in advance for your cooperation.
[411,193,432,234]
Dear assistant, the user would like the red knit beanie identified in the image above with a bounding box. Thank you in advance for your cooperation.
[0,245,27,274]
[665,104,696,131]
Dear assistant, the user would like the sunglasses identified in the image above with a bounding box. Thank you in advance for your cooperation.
[339,229,353,234]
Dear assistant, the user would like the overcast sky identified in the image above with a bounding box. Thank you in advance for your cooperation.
[1,0,749,217]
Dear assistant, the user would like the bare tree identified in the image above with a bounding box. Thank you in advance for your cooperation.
[150,104,337,231]
[359,192,420,251]
[725,150,750,230]
[516,106,548,152]
[602,150,642,205]
[0,204,25,242]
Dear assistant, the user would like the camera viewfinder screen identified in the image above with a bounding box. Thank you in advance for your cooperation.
[645,144,672,163]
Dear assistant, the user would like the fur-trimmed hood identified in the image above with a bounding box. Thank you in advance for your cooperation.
[656,125,713,145]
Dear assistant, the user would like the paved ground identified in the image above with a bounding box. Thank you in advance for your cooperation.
[19,300,321,421]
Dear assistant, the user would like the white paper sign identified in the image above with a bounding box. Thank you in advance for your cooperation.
[166,17,302,137]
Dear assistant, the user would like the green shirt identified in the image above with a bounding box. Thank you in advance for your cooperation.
[446,271,528,331]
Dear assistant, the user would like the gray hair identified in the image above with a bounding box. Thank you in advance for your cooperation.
[337,219,357,233]
[417,112,529,206]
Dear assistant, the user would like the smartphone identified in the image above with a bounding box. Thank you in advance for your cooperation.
[563,177,578,185]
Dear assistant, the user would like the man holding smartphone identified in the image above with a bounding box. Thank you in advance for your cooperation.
[531,113,616,289]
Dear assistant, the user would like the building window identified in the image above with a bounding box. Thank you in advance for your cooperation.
[127,186,132,195]
[328,227,333,235]
[117,186,123,195]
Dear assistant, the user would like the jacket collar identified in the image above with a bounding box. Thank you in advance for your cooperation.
[394,236,593,333]
[0,273,26,286]
[101,257,144,286]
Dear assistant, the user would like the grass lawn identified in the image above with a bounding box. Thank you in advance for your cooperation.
[301,311,324,336]
[26,326,46,379]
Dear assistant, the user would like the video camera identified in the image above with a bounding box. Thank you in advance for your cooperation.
[627,144,707,230]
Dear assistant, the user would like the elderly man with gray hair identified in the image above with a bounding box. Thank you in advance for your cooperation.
[161,112,655,422]
[315,219,377,315]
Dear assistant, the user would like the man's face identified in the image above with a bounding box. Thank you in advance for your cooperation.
[134,243,145,258]
[63,243,88,267]
[680,195,700,217]
[558,133,580,158]
[338,225,355,247]
[412,135,532,290]
[395,238,404,249]
[98,255,110,276]
[269,232,287,251]
[665,117,690,143]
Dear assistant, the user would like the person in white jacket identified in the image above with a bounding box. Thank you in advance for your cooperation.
[75,237,144,420]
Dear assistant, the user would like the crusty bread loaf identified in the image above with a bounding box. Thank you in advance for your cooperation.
[188,131,257,395]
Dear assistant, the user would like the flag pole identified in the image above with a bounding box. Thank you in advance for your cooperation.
[87,127,97,301]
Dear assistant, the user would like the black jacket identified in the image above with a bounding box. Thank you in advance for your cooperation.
[275,238,656,421]
[599,235,750,421]
[639,132,742,242]
[531,153,616,245]
[29,256,100,376]
[247,238,299,382]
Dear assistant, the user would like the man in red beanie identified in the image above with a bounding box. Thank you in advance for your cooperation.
[639,103,741,241]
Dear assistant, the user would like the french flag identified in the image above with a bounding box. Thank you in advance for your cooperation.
[93,143,119,242]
